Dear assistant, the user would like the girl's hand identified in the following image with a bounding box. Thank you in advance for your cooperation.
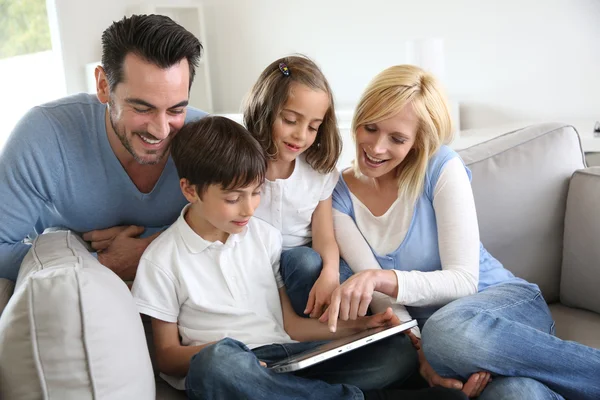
[319,270,379,332]
[304,268,339,318]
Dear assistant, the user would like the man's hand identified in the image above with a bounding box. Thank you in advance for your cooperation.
[417,343,490,398]
[304,268,339,318]
[86,226,160,280]
[83,225,138,252]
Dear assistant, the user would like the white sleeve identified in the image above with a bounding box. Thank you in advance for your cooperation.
[270,229,285,288]
[333,209,380,273]
[131,257,181,323]
[393,157,480,307]
[320,168,341,201]
[333,209,419,337]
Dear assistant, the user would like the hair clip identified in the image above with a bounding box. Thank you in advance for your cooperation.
[278,62,290,77]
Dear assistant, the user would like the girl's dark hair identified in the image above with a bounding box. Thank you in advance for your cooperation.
[101,14,202,90]
[171,116,267,196]
[243,55,342,173]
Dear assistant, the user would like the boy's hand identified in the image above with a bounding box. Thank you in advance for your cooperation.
[305,269,339,318]
[363,307,400,330]
[329,307,398,334]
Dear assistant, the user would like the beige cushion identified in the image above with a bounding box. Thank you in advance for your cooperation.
[458,123,585,302]
[549,303,600,349]
[0,278,14,316]
[561,167,600,314]
[0,231,155,399]
[156,380,187,400]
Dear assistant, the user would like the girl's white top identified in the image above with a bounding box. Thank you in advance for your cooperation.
[255,155,340,250]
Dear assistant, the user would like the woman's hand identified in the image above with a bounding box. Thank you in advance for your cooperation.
[417,342,491,398]
[304,268,339,318]
[320,269,392,332]
[405,329,421,350]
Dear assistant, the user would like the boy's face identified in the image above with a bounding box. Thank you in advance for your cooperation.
[182,179,262,238]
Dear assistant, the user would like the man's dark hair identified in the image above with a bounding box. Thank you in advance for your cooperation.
[101,14,202,90]
[171,116,267,196]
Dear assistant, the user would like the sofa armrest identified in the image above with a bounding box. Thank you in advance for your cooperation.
[561,167,600,314]
[0,278,14,316]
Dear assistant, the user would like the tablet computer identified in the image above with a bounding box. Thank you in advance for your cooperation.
[268,319,417,373]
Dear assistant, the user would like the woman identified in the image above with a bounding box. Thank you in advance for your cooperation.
[316,65,600,399]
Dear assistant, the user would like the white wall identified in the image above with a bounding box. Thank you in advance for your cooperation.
[52,0,145,94]
[200,0,600,129]
[48,0,600,130]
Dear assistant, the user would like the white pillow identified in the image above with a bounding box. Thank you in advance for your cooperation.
[0,231,155,399]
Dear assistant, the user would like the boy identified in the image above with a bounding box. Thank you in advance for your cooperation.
[131,116,466,400]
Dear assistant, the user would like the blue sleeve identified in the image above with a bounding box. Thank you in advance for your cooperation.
[0,107,63,281]
[331,176,354,217]
[184,107,208,123]
[424,146,471,201]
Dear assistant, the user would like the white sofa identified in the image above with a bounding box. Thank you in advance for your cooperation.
[0,122,598,399]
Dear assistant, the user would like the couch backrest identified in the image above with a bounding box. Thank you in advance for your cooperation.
[458,123,585,302]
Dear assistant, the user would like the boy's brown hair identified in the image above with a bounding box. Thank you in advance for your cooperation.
[171,116,267,196]
[243,55,342,173]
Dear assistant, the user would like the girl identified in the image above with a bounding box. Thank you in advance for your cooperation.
[244,56,417,332]
[242,57,470,400]
[243,55,344,319]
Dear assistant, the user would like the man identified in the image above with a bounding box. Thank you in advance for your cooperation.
[0,14,206,282]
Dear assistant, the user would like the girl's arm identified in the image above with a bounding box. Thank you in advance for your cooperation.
[306,197,341,317]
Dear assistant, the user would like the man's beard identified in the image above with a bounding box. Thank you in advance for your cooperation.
[109,112,167,166]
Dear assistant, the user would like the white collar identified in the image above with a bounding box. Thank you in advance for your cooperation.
[175,204,247,254]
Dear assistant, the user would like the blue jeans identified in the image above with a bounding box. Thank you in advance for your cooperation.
[185,335,418,400]
[422,281,600,400]
[280,246,353,317]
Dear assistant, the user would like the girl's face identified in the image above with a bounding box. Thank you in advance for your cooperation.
[355,103,419,180]
[271,83,330,163]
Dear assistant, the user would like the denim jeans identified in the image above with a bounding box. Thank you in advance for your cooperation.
[185,335,418,400]
[422,281,600,400]
[280,246,353,317]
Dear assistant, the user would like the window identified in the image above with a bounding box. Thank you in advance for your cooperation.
[0,0,65,149]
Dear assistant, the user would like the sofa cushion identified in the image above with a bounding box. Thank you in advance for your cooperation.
[549,303,600,349]
[458,123,585,302]
[0,231,155,400]
[0,278,14,316]
[560,167,600,314]
[156,380,187,400]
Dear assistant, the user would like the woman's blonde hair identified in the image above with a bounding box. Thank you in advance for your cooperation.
[243,55,342,173]
[352,64,454,203]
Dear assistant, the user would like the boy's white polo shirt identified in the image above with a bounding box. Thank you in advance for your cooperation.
[255,154,340,250]
[132,205,294,352]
